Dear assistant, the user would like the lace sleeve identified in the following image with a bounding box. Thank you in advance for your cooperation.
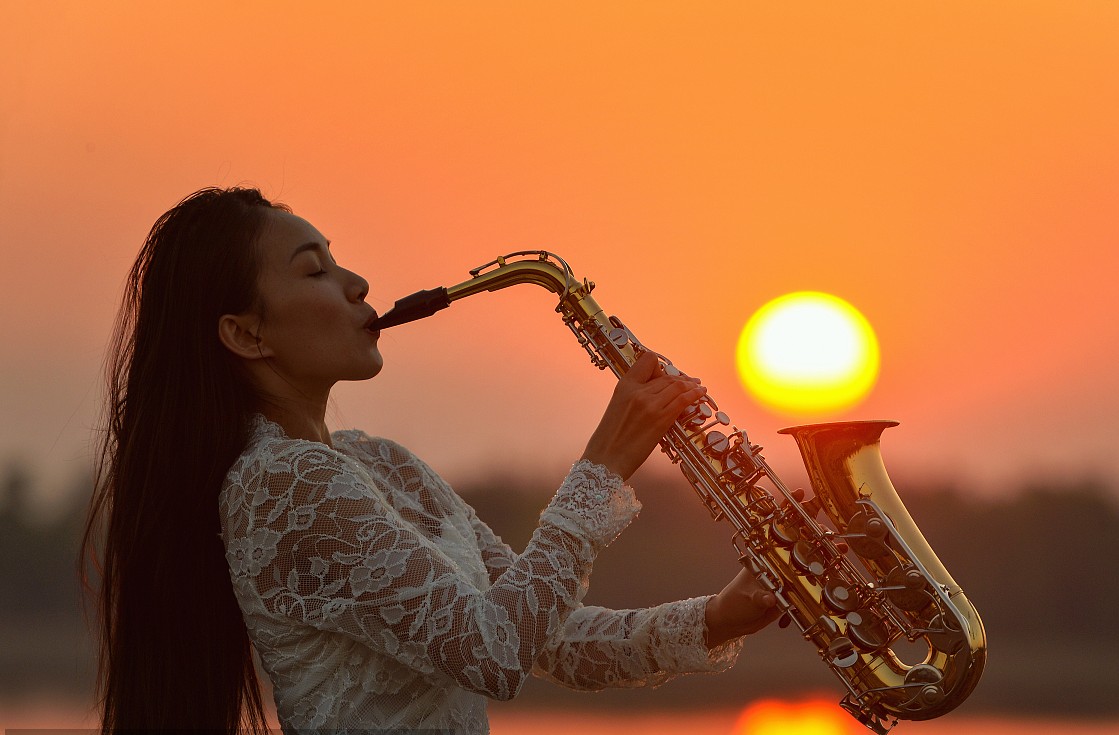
[531,596,745,690]
[342,430,628,588]
[461,501,516,586]
[223,444,640,701]
[463,461,650,588]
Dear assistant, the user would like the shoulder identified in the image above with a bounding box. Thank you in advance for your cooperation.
[332,428,415,465]
[246,428,356,474]
[332,428,439,479]
[223,418,376,505]
[333,428,456,499]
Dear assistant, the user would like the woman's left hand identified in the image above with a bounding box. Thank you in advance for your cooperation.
[704,568,782,648]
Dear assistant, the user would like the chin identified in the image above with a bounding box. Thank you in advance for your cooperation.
[359,357,384,380]
[339,346,383,381]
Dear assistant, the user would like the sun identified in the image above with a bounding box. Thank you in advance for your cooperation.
[736,291,879,416]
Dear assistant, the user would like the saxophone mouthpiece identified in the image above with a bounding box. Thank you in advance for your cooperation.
[372,287,452,330]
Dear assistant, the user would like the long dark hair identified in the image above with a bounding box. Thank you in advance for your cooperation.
[81,187,289,732]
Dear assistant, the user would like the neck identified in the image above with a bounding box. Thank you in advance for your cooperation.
[244,362,337,446]
[258,395,333,447]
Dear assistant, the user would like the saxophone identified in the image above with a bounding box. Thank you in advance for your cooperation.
[373,251,986,734]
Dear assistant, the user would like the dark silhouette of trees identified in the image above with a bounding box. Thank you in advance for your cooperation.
[2,460,1116,714]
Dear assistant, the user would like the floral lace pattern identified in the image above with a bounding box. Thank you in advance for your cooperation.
[219,415,744,734]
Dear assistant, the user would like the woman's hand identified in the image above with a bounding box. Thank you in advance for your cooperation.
[580,350,707,482]
[704,568,782,648]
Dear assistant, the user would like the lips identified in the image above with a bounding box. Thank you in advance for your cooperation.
[363,311,380,337]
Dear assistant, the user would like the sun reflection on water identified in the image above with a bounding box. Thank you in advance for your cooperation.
[732,697,859,735]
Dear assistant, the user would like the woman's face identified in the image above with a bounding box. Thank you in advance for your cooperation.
[248,209,383,390]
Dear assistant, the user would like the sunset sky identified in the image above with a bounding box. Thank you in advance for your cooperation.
[2,1,1117,513]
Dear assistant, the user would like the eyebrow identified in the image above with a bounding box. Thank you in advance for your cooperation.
[288,240,332,263]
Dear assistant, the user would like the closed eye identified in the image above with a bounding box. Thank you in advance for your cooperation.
[309,269,328,278]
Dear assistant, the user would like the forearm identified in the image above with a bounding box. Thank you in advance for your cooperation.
[534,597,744,691]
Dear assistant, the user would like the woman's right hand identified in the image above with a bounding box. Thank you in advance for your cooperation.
[580,350,707,482]
[704,568,781,648]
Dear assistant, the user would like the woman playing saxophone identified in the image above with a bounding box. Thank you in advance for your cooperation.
[81,186,780,734]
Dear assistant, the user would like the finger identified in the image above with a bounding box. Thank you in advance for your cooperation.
[624,351,661,383]
[749,589,777,609]
[644,378,701,406]
[644,373,703,401]
[665,385,707,415]
[648,371,696,384]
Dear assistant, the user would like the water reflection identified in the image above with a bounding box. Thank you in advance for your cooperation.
[489,708,1119,735]
[732,698,856,734]
[4,698,1117,734]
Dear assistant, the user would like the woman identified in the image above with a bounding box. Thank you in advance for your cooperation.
[81,186,778,734]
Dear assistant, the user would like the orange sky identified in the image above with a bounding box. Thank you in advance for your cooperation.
[2,1,1117,511]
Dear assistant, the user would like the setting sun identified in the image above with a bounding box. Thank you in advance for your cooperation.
[736,292,879,416]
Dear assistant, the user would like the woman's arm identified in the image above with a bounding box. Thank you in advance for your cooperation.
[530,597,745,691]
[222,443,639,702]
[463,501,517,585]
[462,485,777,691]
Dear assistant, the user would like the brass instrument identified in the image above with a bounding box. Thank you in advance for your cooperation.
[373,251,986,734]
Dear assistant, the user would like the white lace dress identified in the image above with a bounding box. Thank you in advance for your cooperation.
[219,414,745,734]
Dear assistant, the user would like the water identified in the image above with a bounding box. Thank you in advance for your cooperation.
[489,708,1119,735]
[3,698,1117,735]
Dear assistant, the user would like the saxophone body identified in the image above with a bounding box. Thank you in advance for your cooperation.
[374,251,986,734]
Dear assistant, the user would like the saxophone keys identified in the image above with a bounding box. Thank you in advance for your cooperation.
[904,664,947,707]
[724,442,765,481]
[703,430,731,456]
[846,608,890,652]
[883,566,934,612]
[844,510,892,559]
[916,684,946,707]
[805,612,841,640]
[718,451,749,482]
[826,636,860,668]
[684,402,714,427]
[694,410,731,432]
[925,612,967,654]
[769,488,818,548]
[791,539,828,577]
[822,575,862,613]
[768,515,800,546]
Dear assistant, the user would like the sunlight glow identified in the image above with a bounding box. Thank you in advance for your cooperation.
[736,292,879,416]
[732,698,858,735]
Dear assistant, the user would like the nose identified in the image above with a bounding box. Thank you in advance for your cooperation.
[348,270,369,303]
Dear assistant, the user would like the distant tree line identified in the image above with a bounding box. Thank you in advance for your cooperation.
[2,461,1116,715]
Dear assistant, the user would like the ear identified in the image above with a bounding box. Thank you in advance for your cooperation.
[218,312,273,360]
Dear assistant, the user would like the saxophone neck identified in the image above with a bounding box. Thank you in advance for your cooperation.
[373,251,590,331]
[447,250,587,301]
